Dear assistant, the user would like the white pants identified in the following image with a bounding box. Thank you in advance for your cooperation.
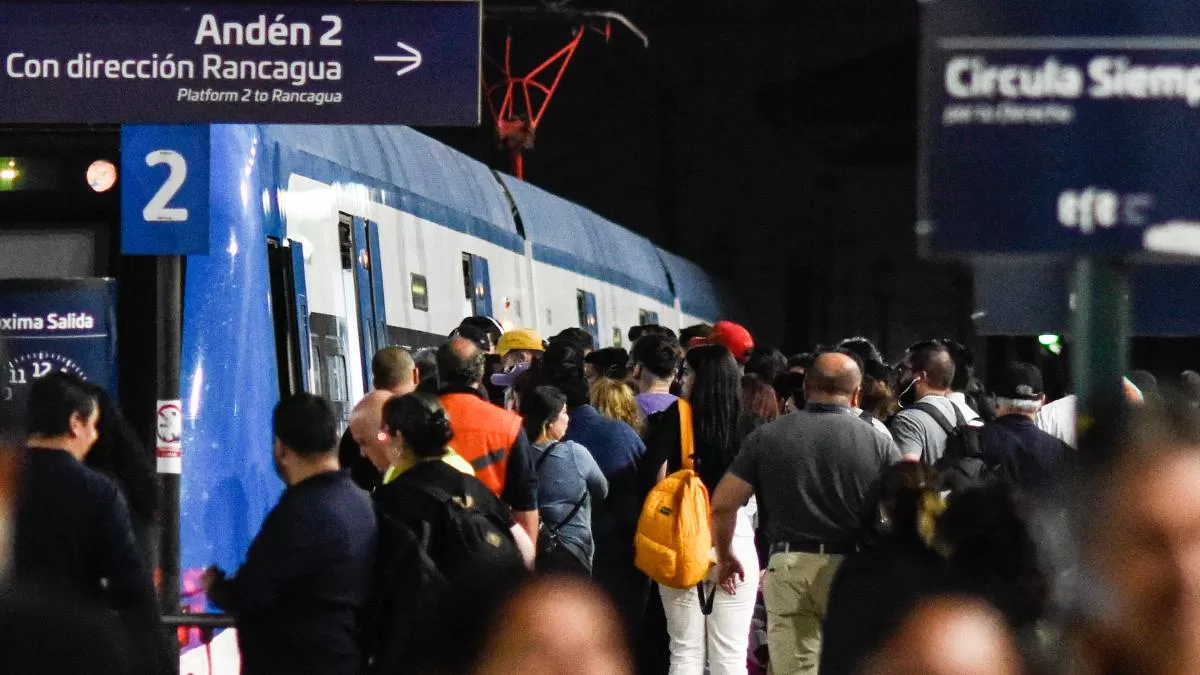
[659,505,760,675]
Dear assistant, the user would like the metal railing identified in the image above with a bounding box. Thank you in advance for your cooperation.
[162,614,236,675]
[162,613,235,649]
[162,613,235,632]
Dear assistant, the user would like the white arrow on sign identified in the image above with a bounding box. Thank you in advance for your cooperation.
[374,41,423,77]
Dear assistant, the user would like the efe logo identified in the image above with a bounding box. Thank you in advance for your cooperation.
[1058,188,1154,235]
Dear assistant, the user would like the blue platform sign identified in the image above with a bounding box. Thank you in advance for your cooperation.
[0,278,119,414]
[121,125,210,255]
[921,1,1200,260]
[0,1,480,124]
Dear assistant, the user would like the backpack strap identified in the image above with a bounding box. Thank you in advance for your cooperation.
[947,399,968,427]
[678,399,695,472]
[409,481,474,513]
[534,441,587,536]
[535,441,561,473]
[910,401,957,435]
[546,490,588,537]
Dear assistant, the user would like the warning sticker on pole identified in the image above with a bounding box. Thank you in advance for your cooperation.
[156,400,182,474]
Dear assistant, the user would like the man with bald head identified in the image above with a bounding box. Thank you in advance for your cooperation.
[712,349,901,675]
[339,347,419,491]
[348,390,396,478]
[438,336,539,544]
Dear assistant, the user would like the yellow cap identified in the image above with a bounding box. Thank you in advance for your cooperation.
[497,328,545,356]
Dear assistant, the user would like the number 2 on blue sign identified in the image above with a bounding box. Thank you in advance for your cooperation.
[143,149,188,223]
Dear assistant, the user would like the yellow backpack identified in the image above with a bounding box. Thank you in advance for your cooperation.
[634,400,713,589]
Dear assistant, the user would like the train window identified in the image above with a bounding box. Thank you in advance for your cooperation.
[266,238,304,397]
[639,309,660,326]
[612,327,623,348]
[338,213,353,270]
[308,341,324,396]
[576,290,599,344]
[327,354,349,408]
[309,314,352,430]
[461,253,473,301]
[461,253,492,316]
[411,273,429,312]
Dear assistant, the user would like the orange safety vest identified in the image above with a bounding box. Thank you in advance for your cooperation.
[439,391,522,498]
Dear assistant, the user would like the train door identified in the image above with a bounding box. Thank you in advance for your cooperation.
[577,289,600,346]
[347,214,388,391]
[266,237,312,397]
[462,252,493,317]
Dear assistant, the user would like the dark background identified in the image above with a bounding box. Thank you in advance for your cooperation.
[423,0,971,359]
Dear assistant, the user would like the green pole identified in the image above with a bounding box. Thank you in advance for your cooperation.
[1069,257,1131,435]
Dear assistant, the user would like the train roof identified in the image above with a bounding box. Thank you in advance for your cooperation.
[497,173,675,306]
[257,124,726,311]
[259,125,524,252]
[656,247,727,322]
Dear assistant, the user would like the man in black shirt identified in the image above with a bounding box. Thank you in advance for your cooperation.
[204,393,377,675]
[14,373,156,618]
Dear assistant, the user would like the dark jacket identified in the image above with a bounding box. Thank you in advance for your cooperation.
[208,471,377,675]
[367,460,521,674]
[980,414,1072,492]
[84,395,158,562]
[14,447,156,618]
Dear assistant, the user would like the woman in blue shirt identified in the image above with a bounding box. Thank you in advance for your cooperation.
[520,385,608,575]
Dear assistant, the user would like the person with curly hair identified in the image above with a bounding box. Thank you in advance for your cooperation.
[591,377,645,436]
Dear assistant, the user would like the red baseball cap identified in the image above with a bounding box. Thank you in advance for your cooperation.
[690,320,754,363]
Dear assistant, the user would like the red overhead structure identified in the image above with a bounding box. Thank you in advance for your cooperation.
[485,29,586,179]
[483,7,648,179]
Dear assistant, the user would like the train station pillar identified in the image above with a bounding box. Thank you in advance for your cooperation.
[1069,257,1131,432]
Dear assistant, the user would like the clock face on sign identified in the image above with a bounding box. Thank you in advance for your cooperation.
[3,351,88,402]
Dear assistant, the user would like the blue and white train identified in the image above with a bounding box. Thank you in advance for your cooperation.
[179,124,735,606]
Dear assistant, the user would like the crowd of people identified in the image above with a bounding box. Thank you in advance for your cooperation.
[5,316,1200,675]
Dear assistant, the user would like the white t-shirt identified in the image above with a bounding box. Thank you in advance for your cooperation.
[1037,395,1077,449]
[1035,379,1143,450]
[947,392,982,423]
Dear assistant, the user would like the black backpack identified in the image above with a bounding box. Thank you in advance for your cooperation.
[406,481,524,583]
[910,401,996,493]
[368,478,524,673]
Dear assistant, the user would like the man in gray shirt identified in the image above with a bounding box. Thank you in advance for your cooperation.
[712,350,901,675]
[889,341,980,466]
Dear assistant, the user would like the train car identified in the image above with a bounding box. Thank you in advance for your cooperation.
[178,124,732,615]
[496,172,678,348]
[0,124,733,671]
[657,246,738,330]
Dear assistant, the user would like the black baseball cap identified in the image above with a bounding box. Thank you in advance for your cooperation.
[993,362,1044,401]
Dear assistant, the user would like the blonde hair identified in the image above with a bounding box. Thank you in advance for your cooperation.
[590,377,644,435]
